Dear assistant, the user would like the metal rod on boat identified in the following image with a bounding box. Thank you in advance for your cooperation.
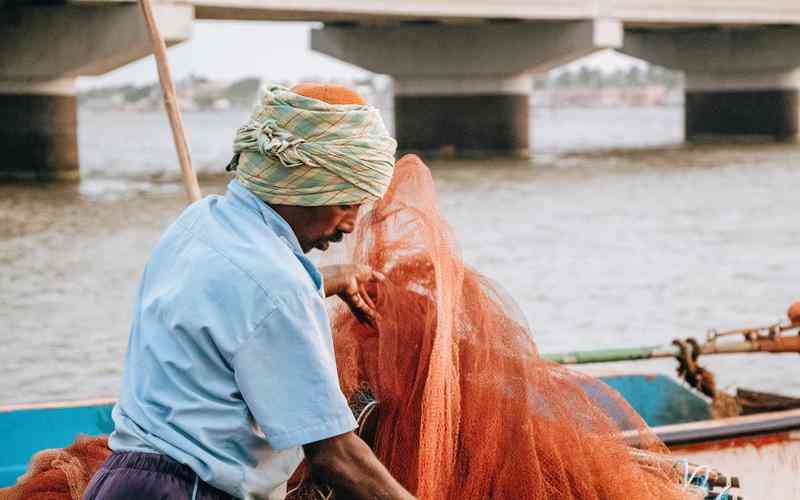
[543,324,800,365]
[138,0,202,203]
[543,345,677,364]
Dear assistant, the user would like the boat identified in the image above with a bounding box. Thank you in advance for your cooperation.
[6,307,800,498]
[602,371,800,499]
[3,371,798,498]
[0,398,114,489]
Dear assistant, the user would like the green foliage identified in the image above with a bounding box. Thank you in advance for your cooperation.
[534,64,682,90]
[122,85,156,103]
[226,77,261,107]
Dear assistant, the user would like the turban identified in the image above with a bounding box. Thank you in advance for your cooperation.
[228,83,397,206]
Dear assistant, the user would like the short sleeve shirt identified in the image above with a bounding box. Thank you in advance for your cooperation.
[109,180,357,499]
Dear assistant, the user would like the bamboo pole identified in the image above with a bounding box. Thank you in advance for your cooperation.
[138,0,202,203]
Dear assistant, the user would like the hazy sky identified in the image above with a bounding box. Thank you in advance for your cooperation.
[79,21,642,89]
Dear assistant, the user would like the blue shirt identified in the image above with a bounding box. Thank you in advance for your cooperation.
[109,180,357,499]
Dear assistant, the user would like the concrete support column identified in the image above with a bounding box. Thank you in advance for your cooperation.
[312,19,622,157]
[0,79,79,181]
[0,4,192,181]
[622,28,800,143]
[685,71,800,142]
[394,75,529,157]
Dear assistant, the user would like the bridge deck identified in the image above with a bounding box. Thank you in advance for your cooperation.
[65,0,800,25]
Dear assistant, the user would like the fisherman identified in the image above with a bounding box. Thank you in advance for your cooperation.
[84,84,415,500]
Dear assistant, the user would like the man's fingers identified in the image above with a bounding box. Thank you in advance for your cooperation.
[356,298,379,325]
[336,267,384,328]
[360,285,382,323]
[359,281,377,311]
[349,290,379,327]
[356,265,385,282]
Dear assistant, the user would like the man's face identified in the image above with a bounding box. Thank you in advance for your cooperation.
[298,204,361,253]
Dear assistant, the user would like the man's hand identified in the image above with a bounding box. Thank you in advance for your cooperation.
[321,265,385,327]
[304,432,416,500]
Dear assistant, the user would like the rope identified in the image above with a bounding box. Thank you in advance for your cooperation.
[687,464,710,490]
[715,476,733,500]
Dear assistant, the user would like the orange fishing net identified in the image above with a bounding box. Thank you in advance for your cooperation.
[0,436,110,500]
[324,154,689,499]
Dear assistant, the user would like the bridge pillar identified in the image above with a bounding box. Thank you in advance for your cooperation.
[0,4,192,181]
[0,80,79,181]
[394,75,530,157]
[684,71,800,142]
[623,28,800,143]
[312,20,622,157]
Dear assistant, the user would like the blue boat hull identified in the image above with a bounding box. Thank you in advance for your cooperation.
[0,399,114,488]
[2,374,797,498]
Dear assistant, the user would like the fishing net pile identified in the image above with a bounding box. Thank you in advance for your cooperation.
[0,436,110,500]
[311,155,692,499]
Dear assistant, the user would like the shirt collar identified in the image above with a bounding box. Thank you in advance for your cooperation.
[226,179,304,255]
[225,180,325,296]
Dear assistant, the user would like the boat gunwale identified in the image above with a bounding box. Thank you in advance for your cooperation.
[0,398,116,413]
[627,408,800,447]
[6,386,800,449]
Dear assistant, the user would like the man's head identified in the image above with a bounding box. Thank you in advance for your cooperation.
[272,84,368,253]
[228,82,397,253]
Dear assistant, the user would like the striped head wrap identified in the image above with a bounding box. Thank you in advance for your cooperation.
[228,83,397,206]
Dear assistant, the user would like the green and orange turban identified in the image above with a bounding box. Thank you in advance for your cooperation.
[228,83,397,206]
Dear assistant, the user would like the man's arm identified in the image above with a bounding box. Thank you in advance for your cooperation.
[303,432,415,500]
[320,265,384,327]
[233,286,406,498]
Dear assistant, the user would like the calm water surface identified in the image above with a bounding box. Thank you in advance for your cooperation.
[1,107,798,404]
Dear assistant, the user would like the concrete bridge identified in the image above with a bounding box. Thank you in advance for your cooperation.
[3,1,800,180]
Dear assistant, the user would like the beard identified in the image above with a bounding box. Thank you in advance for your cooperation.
[312,230,344,252]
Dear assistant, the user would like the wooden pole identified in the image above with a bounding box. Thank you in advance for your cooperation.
[138,0,202,203]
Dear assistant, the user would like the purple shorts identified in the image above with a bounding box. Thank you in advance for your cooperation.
[83,452,235,500]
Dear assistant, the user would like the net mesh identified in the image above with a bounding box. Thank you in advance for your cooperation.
[321,154,689,499]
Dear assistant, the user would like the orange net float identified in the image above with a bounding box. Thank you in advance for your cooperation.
[788,301,800,326]
[296,155,693,499]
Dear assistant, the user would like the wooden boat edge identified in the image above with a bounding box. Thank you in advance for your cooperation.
[631,408,800,447]
[0,398,116,413]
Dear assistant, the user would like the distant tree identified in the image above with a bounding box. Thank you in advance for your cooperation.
[194,95,216,110]
[575,66,602,88]
[123,85,154,103]
[226,78,261,108]
[355,76,375,87]
[605,69,627,87]
[624,66,644,86]
[646,65,682,89]
[531,74,549,90]
[190,73,210,84]
[554,70,575,88]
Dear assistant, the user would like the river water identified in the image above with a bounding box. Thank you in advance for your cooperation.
[1,107,798,405]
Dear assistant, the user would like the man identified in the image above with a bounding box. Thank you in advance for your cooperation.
[84,84,415,500]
